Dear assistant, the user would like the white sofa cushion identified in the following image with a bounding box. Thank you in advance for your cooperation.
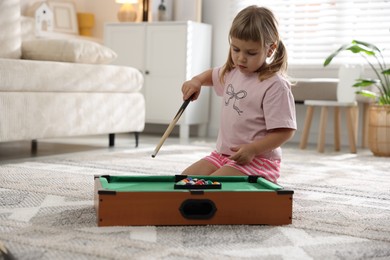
[0,58,143,93]
[0,0,21,59]
[22,38,117,64]
[0,92,145,142]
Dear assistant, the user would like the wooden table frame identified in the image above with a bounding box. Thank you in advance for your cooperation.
[94,175,294,226]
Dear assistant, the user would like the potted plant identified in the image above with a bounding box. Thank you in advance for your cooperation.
[324,40,390,156]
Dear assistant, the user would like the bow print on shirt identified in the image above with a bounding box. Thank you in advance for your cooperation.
[225,84,247,115]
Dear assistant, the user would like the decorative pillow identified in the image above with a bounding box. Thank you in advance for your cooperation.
[21,38,118,64]
[0,0,21,59]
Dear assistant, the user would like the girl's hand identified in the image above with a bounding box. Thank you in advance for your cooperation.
[228,129,296,165]
[182,78,202,101]
[182,69,213,101]
[229,144,256,165]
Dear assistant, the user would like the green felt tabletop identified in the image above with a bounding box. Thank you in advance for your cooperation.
[98,175,283,192]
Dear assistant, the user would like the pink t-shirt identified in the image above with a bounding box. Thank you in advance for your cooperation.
[212,67,297,161]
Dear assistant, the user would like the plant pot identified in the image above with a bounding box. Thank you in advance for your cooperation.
[368,104,390,156]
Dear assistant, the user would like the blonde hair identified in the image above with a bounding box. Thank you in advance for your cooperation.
[220,5,288,83]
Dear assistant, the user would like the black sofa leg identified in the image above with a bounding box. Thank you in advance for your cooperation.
[134,132,139,147]
[109,133,140,147]
[31,139,38,153]
[109,133,115,147]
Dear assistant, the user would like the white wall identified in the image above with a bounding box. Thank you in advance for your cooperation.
[73,0,118,39]
[201,0,228,138]
[75,0,174,39]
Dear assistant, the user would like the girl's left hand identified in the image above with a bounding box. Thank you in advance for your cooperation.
[229,145,256,165]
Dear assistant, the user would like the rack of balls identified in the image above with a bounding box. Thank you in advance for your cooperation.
[174,177,221,189]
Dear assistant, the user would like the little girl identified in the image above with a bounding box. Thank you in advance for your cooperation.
[181,5,296,183]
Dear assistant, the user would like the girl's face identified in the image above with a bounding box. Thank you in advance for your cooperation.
[230,37,268,75]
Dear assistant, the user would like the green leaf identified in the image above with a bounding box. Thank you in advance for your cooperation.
[353,79,379,87]
[352,40,381,53]
[382,68,390,75]
[346,45,375,56]
[353,82,373,87]
[355,89,378,98]
[323,43,351,66]
[378,95,390,105]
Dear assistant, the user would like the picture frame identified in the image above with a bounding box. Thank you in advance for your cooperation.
[173,0,202,22]
[48,1,79,34]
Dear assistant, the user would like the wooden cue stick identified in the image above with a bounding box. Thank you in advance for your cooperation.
[151,96,193,158]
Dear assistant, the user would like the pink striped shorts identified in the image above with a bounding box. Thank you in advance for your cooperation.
[204,151,281,183]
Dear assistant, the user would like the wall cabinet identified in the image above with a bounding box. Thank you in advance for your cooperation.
[105,22,212,140]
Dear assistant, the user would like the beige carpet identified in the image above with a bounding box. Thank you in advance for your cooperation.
[1,143,390,259]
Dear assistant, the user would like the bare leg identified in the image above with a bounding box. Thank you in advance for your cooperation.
[210,166,246,176]
[182,160,247,177]
[182,159,218,176]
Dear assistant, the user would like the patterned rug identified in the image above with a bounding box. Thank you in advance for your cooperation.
[1,143,390,259]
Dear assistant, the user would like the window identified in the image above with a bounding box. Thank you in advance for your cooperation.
[231,0,390,66]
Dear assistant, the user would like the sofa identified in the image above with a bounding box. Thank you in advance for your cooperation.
[0,0,145,151]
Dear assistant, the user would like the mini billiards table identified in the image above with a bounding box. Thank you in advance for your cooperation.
[94,175,293,226]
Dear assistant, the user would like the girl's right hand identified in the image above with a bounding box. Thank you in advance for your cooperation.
[182,77,202,101]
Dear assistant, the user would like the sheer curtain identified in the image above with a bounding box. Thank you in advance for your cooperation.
[230,0,390,66]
